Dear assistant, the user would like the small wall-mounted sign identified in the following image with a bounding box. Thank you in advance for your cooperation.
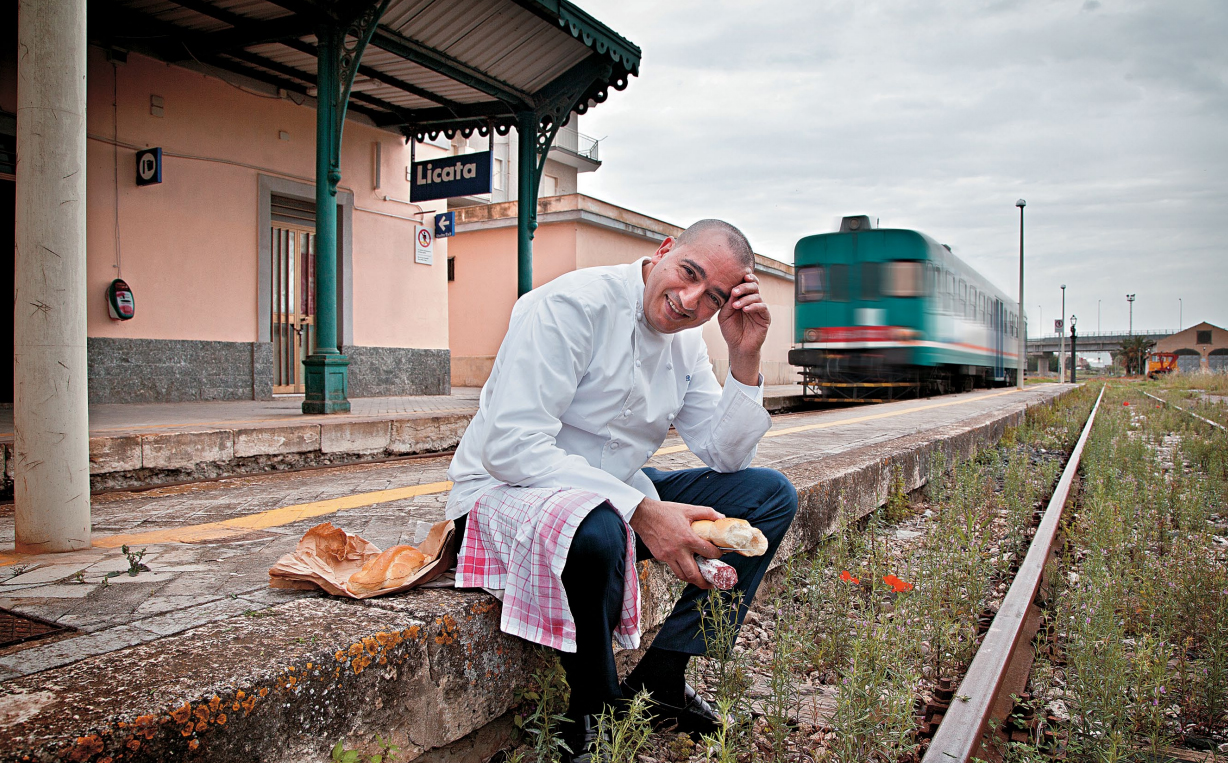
[107,278,135,320]
[434,211,455,239]
[136,147,162,186]
[414,225,434,265]
[409,151,491,202]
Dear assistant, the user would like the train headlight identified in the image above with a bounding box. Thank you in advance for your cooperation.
[804,328,820,342]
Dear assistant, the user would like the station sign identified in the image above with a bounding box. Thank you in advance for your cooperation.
[414,225,434,265]
[409,151,491,202]
[135,147,162,186]
[1054,319,1064,333]
[434,211,455,239]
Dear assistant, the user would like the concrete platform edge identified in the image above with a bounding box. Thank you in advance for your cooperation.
[0,387,1069,762]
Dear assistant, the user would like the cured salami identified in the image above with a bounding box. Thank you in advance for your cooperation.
[695,555,738,590]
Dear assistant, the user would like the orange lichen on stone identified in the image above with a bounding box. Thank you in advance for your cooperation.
[335,650,346,662]
[189,739,200,751]
[258,687,269,697]
[209,695,222,711]
[232,702,241,712]
[216,713,227,726]
[171,705,192,725]
[434,615,459,645]
[287,676,297,686]
[351,655,372,674]
[67,735,104,761]
[241,698,256,714]
[348,643,363,657]
[181,725,194,738]
[236,690,246,700]
[125,738,141,751]
[99,758,113,764]
[405,625,421,641]
[470,600,496,615]
[194,705,210,722]
[363,636,379,655]
[306,662,314,670]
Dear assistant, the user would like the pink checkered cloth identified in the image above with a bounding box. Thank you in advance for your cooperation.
[455,485,641,653]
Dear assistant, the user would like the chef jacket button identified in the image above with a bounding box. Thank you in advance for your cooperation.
[646,450,653,459]
[635,360,641,368]
[623,409,631,418]
[669,411,676,419]
[666,362,673,370]
[610,441,619,450]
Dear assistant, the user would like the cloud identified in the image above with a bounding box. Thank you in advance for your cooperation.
[577,0,1228,332]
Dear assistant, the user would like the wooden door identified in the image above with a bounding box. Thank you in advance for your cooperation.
[271,224,316,393]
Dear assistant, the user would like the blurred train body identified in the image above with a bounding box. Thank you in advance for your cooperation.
[788,216,1023,402]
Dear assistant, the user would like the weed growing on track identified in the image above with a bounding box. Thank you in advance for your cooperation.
[1034,379,1228,761]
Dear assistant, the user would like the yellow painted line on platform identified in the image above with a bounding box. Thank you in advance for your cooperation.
[0,386,1053,566]
[0,481,454,565]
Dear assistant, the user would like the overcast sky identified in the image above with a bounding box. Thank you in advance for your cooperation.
[576,0,1227,337]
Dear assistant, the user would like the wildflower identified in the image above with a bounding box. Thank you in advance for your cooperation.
[840,571,860,585]
[883,575,913,592]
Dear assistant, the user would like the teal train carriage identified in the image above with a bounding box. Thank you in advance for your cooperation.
[788,215,1023,402]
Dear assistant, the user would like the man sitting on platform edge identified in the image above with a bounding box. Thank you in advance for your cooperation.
[444,219,798,759]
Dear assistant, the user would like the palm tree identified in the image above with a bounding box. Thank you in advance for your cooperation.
[1116,335,1155,376]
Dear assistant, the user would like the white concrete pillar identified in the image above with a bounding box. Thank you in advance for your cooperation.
[14,0,91,552]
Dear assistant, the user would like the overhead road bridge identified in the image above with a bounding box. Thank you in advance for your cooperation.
[1026,329,1176,355]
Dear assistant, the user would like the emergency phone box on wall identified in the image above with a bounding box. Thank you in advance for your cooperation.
[107,278,135,320]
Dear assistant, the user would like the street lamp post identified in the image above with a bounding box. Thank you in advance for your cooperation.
[1016,199,1025,389]
[1070,314,1077,384]
[1059,284,1066,383]
[1179,298,1183,330]
[1127,293,1136,375]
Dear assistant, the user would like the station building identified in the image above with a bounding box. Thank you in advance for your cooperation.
[1,5,794,407]
[1154,322,1228,373]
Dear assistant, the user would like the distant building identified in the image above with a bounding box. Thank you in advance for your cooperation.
[1153,322,1228,373]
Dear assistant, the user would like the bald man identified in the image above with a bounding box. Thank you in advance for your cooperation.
[445,220,797,760]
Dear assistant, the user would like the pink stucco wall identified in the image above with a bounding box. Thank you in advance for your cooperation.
[83,49,448,349]
[448,199,798,386]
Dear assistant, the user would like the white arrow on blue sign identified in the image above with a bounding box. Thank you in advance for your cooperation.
[434,211,455,239]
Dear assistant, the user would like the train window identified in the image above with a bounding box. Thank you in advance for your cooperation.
[796,266,825,302]
[883,261,923,297]
[959,280,967,315]
[860,262,880,300]
[830,264,850,301]
[945,273,955,313]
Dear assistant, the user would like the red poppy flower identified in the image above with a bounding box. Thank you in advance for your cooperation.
[840,570,860,585]
[883,574,914,592]
[1123,401,1130,406]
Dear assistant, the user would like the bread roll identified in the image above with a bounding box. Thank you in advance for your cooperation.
[347,545,427,595]
[691,518,769,557]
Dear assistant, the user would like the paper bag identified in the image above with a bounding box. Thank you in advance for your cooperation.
[268,519,456,599]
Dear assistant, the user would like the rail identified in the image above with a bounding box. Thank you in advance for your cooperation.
[1142,390,1227,432]
[923,384,1106,763]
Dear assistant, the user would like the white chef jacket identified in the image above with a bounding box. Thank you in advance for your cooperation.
[444,258,774,522]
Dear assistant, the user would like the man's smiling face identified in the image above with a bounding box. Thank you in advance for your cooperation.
[641,231,750,334]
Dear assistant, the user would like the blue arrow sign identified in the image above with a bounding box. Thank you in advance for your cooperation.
[434,211,455,239]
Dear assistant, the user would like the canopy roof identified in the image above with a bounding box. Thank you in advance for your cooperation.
[91,0,641,139]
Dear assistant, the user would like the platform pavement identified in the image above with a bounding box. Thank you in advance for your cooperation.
[0,384,1073,761]
[0,386,805,493]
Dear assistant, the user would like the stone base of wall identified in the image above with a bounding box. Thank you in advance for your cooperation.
[87,338,273,404]
[450,355,495,387]
[345,346,450,397]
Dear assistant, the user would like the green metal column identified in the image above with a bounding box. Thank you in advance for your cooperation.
[516,111,538,297]
[303,23,350,414]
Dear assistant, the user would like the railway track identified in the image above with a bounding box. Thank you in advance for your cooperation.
[921,385,1106,763]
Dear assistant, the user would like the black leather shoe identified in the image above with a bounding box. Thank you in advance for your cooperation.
[620,681,726,736]
[558,714,598,762]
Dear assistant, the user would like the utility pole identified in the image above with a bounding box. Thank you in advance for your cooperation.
[1016,200,1026,389]
[1127,293,1136,375]
[1059,284,1066,384]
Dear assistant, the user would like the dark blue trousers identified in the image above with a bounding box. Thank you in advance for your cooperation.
[558,466,798,717]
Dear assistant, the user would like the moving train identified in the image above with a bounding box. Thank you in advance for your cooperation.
[788,215,1023,401]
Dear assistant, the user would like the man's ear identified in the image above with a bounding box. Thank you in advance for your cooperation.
[651,236,676,264]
